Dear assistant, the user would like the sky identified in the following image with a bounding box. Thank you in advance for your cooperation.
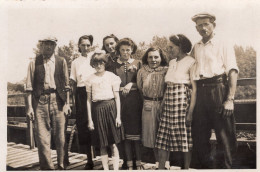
[1,0,260,83]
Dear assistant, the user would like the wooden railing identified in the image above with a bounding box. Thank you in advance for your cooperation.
[7,78,256,149]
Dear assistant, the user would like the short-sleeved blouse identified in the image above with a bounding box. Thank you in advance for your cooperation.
[137,65,168,98]
[85,71,121,102]
[165,56,195,84]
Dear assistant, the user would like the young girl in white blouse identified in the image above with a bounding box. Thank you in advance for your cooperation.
[86,50,124,170]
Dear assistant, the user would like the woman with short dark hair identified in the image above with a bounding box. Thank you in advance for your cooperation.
[102,34,120,72]
[156,34,197,169]
[137,47,168,169]
[70,34,96,170]
[111,38,143,170]
[86,51,124,170]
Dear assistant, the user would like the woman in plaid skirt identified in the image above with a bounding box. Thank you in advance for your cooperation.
[155,34,197,169]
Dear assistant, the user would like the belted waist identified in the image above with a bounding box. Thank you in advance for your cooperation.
[41,88,56,95]
[143,96,163,101]
[197,74,227,87]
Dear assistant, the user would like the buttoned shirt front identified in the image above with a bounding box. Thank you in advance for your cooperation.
[26,54,56,91]
[191,34,239,80]
[70,52,96,87]
[43,55,56,90]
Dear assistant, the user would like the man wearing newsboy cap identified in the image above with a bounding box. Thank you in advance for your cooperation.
[190,13,239,169]
[26,36,71,170]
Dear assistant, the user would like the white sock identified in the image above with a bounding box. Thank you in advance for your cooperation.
[155,162,159,169]
[101,155,109,170]
[112,156,119,170]
[165,161,170,169]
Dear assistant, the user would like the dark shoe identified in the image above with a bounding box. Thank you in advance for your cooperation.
[121,161,128,170]
[57,165,64,170]
[84,162,94,170]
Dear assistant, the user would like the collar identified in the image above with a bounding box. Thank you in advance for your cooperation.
[43,54,55,63]
[117,57,134,64]
[198,33,217,45]
[81,51,94,59]
[143,65,166,72]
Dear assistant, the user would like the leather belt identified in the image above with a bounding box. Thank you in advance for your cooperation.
[41,88,56,95]
[143,96,163,101]
[197,74,227,87]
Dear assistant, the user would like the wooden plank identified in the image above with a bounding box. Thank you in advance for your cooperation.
[236,123,256,130]
[237,78,256,86]
[7,117,27,122]
[8,153,39,168]
[7,149,37,161]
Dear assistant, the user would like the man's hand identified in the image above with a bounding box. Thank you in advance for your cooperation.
[63,104,71,116]
[27,106,35,121]
[221,100,234,118]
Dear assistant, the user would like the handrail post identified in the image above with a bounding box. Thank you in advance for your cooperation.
[24,94,35,149]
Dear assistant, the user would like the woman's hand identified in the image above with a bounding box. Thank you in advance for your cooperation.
[122,82,133,96]
[88,120,94,131]
[116,117,121,127]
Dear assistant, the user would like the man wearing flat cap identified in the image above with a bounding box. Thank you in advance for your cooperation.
[190,13,239,169]
[26,36,71,170]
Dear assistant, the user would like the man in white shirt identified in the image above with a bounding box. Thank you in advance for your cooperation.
[70,35,95,170]
[190,13,239,169]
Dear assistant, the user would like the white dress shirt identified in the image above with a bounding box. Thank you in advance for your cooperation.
[191,34,239,80]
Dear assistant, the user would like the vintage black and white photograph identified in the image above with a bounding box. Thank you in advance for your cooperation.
[1,0,259,171]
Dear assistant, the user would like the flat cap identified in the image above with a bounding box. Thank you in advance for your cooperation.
[39,36,58,42]
[191,12,216,22]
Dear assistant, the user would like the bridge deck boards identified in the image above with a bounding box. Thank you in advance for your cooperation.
[7,142,185,170]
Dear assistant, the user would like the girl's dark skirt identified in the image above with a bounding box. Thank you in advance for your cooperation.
[91,99,124,147]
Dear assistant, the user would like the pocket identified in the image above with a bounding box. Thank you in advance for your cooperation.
[211,83,227,108]
[143,100,152,111]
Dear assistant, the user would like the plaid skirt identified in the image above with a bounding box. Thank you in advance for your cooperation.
[91,99,124,147]
[155,83,192,152]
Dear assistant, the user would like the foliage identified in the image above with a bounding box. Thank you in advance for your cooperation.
[234,45,256,78]
[7,36,256,105]
[234,45,256,99]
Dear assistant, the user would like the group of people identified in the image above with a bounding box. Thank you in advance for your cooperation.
[26,12,239,170]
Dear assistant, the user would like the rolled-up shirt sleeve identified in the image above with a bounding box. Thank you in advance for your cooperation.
[25,60,35,92]
[223,43,239,75]
[70,59,76,82]
[63,58,71,91]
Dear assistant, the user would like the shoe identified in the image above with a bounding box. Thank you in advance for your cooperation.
[84,162,94,170]
[121,161,128,170]
[57,165,64,170]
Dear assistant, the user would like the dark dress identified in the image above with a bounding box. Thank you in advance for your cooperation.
[110,58,143,140]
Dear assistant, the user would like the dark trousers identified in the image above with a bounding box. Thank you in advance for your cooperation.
[75,87,92,161]
[192,75,237,169]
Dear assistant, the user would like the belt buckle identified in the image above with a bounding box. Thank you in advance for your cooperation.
[153,97,158,101]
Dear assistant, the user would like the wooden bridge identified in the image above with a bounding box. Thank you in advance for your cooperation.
[7,78,256,170]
